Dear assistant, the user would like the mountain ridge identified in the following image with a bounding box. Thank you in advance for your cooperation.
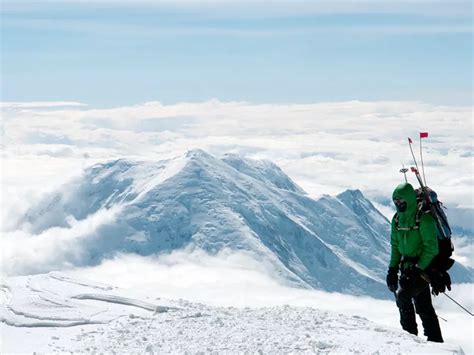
[17,150,471,298]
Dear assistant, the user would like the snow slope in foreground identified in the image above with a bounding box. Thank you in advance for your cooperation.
[0,273,465,354]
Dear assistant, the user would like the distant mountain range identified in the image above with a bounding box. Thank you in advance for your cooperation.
[19,150,471,298]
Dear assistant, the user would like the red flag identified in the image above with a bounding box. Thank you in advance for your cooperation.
[408,137,413,144]
[411,167,418,173]
[420,132,429,138]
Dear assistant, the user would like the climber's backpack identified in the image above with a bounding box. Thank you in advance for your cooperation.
[394,187,455,271]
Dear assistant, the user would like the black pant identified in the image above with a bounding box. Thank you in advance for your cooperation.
[395,271,443,342]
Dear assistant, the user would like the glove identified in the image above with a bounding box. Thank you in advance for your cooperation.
[443,272,452,291]
[386,267,398,292]
[429,270,452,296]
[399,266,421,290]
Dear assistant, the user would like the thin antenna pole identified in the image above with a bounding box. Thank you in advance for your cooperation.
[420,136,427,185]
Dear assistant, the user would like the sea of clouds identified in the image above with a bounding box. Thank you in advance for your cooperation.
[1,99,472,273]
[2,99,472,204]
[1,99,473,350]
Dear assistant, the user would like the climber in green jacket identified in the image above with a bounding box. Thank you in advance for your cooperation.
[385,182,444,342]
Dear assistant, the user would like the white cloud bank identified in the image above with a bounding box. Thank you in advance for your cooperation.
[1,102,87,109]
[2,99,472,207]
[1,99,472,351]
[1,99,472,276]
[0,206,123,275]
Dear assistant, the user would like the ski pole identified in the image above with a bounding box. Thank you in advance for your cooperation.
[407,137,420,172]
[437,314,447,322]
[410,167,449,240]
[399,164,408,183]
[442,293,474,316]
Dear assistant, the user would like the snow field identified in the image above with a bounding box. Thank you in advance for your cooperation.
[42,304,459,354]
[1,272,468,354]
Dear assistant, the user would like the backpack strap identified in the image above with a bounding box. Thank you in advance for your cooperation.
[395,204,425,232]
[415,203,423,226]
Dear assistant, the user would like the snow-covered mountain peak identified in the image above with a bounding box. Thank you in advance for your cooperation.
[222,153,305,194]
[337,189,389,225]
[19,150,442,297]
[184,148,213,160]
[337,188,365,200]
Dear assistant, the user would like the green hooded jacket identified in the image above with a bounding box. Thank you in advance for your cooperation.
[389,183,439,270]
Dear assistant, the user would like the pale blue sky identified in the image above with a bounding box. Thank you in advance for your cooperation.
[1,1,472,107]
